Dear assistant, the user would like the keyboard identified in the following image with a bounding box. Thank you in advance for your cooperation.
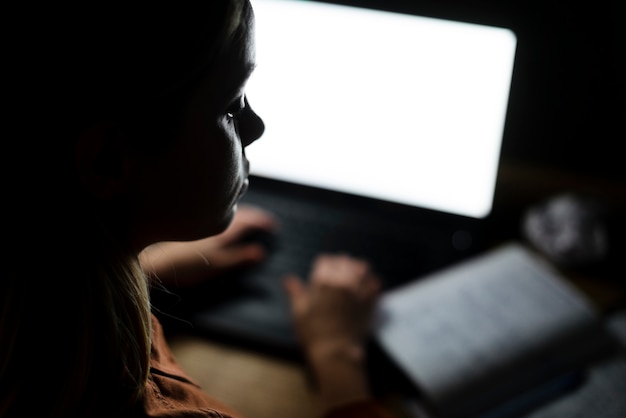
[239,181,451,290]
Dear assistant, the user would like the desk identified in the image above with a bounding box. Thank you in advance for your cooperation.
[168,162,626,418]
[168,335,319,418]
[168,334,417,418]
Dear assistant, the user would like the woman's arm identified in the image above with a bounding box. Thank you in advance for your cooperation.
[139,205,277,288]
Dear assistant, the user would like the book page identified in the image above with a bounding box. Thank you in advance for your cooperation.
[374,243,600,414]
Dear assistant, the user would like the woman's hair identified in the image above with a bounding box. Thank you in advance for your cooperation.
[1,1,252,416]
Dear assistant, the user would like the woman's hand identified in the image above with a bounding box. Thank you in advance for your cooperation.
[139,205,277,288]
[284,254,382,411]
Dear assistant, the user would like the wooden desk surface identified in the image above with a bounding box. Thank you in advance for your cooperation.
[169,162,626,418]
[168,335,319,418]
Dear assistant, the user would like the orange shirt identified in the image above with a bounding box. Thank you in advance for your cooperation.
[140,315,394,418]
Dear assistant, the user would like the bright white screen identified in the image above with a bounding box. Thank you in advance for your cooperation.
[246,0,516,218]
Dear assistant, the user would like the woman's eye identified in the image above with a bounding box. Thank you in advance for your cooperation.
[226,96,246,120]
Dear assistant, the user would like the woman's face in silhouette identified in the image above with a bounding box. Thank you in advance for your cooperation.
[129,6,265,249]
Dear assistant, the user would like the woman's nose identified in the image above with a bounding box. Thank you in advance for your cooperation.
[240,97,265,147]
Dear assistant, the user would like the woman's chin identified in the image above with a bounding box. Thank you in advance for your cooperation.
[202,206,238,237]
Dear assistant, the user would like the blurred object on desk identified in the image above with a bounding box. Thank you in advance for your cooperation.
[490,162,626,311]
[522,193,610,268]
[520,190,626,286]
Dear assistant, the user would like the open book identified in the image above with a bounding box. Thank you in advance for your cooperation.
[374,243,618,418]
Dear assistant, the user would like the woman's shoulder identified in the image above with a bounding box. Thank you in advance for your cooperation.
[137,370,242,418]
[132,314,244,418]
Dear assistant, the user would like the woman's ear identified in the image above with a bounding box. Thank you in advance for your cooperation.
[74,121,134,200]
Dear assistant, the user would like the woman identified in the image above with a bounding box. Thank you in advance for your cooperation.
[1,1,392,417]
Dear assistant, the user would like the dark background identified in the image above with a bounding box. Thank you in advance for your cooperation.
[316,0,625,185]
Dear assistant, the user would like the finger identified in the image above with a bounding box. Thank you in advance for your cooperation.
[310,254,371,289]
[219,206,278,244]
[208,244,266,270]
[283,274,305,298]
[235,205,278,231]
[311,254,353,283]
[283,274,307,312]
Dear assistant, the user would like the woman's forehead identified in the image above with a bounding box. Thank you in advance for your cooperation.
[190,16,256,104]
